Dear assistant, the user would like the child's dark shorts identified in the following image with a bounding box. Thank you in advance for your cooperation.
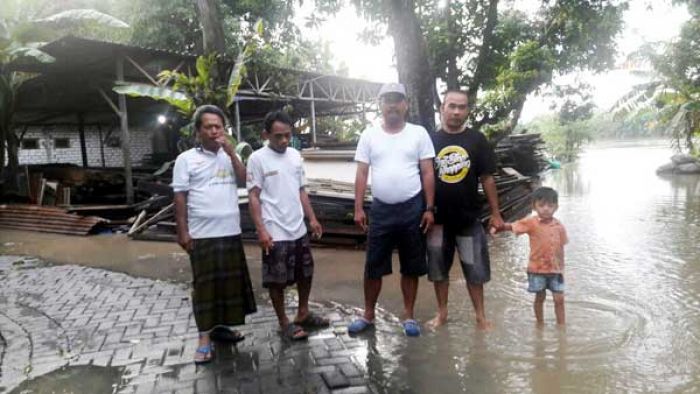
[262,234,314,288]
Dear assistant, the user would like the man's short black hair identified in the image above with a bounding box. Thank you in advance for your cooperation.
[442,90,469,101]
[531,186,558,205]
[193,105,226,131]
[263,110,294,133]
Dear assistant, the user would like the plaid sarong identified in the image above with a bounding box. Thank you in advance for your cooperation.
[189,235,257,332]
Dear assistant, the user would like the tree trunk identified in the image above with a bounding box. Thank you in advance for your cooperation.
[387,0,436,131]
[194,0,227,88]
[467,0,498,108]
[194,0,226,55]
[445,0,459,90]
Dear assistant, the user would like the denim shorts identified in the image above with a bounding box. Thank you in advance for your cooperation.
[426,221,491,284]
[527,273,565,293]
[365,193,427,279]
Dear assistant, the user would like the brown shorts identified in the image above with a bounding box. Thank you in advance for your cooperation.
[262,234,314,288]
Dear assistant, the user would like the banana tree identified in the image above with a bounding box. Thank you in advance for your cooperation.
[0,0,129,186]
[113,19,264,153]
[612,80,700,154]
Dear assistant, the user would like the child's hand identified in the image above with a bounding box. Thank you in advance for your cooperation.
[489,226,498,236]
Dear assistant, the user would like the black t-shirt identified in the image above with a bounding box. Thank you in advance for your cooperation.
[431,127,497,227]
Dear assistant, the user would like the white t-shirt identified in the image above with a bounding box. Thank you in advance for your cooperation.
[171,147,241,239]
[246,146,307,241]
[354,122,435,204]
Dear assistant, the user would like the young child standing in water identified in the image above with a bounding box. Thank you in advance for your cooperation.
[497,187,568,326]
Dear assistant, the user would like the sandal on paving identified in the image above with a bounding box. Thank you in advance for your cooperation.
[283,323,309,340]
[347,317,374,334]
[194,343,213,364]
[210,327,246,343]
[295,312,330,328]
[402,319,421,337]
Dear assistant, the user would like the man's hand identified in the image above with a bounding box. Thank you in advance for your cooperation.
[309,218,323,239]
[178,233,193,253]
[354,208,368,232]
[215,136,235,157]
[488,212,505,234]
[258,229,274,255]
[420,211,434,234]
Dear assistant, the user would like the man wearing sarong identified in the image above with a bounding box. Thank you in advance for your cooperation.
[247,110,328,341]
[172,105,257,364]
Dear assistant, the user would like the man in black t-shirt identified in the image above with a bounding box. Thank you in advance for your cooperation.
[427,90,504,330]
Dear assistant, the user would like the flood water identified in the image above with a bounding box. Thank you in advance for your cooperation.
[307,140,700,393]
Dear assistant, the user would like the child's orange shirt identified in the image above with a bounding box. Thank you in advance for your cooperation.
[512,216,568,274]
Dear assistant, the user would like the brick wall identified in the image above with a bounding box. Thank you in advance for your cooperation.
[16,125,153,167]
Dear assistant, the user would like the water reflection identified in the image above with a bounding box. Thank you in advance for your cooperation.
[346,140,700,393]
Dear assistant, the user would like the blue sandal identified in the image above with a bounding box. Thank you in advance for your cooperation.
[194,343,213,364]
[348,317,374,334]
[402,319,421,337]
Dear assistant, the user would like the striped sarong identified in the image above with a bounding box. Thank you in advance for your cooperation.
[189,235,257,332]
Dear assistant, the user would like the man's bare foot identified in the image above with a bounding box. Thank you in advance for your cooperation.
[476,318,493,331]
[535,321,545,329]
[426,314,448,329]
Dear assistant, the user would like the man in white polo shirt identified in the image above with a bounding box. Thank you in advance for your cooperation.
[247,110,327,341]
[172,105,256,364]
[348,83,436,337]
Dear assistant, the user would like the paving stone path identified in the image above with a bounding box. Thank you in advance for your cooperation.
[0,256,381,394]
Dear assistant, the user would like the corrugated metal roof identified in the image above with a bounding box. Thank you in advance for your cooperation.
[0,204,107,235]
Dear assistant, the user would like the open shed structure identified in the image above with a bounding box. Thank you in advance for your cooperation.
[11,36,382,203]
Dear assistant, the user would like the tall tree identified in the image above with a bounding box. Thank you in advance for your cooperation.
[326,0,625,134]
[387,0,436,130]
[194,0,226,54]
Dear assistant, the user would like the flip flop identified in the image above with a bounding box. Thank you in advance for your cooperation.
[402,319,421,337]
[210,327,246,343]
[295,312,330,328]
[283,323,309,341]
[194,343,213,364]
[347,317,374,334]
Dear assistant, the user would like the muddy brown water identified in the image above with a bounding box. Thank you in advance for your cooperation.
[306,140,700,393]
[2,140,699,393]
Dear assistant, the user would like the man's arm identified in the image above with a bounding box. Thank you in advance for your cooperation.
[216,136,246,186]
[419,158,435,233]
[481,174,504,231]
[354,162,370,232]
[300,189,322,238]
[174,191,192,252]
[248,187,273,254]
[230,153,246,187]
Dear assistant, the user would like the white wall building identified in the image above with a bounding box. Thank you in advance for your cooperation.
[17,126,153,168]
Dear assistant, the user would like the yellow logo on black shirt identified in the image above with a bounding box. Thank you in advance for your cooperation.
[435,145,470,183]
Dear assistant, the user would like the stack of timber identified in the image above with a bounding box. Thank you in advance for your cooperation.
[495,133,548,176]
[6,133,542,245]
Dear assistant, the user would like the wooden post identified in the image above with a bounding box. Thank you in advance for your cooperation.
[78,113,88,168]
[116,56,134,204]
[235,99,241,141]
[310,82,317,146]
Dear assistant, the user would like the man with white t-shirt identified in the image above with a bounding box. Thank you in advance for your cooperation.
[247,110,327,341]
[348,83,436,337]
[172,105,257,364]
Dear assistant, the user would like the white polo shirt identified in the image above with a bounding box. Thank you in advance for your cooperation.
[354,122,435,204]
[246,146,307,241]
[171,147,242,239]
